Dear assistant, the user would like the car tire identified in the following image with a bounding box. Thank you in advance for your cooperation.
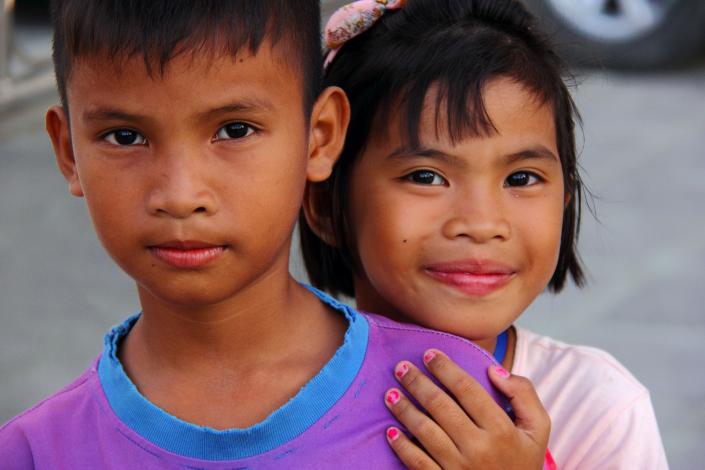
[522,0,705,69]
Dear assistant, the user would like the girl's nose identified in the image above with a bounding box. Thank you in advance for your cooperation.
[146,152,218,219]
[441,190,510,243]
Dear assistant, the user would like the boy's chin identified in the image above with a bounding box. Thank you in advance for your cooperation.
[135,280,246,310]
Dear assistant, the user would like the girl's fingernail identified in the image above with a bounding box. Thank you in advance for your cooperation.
[387,427,400,441]
[423,350,436,364]
[386,389,401,405]
[394,362,409,379]
[494,366,510,378]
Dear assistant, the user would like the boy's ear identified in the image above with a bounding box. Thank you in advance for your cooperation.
[307,86,350,182]
[46,105,84,197]
[302,183,337,247]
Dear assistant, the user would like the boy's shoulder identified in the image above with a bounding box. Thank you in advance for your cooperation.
[0,359,102,464]
[1,359,100,432]
[306,287,500,377]
[364,311,497,360]
[360,311,507,406]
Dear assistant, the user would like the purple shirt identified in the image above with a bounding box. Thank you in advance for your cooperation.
[0,287,506,469]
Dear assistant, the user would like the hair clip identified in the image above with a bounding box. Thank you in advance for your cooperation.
[324,0,406,69]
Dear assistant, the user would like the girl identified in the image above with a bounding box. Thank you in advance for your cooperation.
[301,0,668,468]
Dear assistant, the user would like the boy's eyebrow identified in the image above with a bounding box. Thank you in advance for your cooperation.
[82,108,152,124]
[195,98,275,121]
[81,98,275,125]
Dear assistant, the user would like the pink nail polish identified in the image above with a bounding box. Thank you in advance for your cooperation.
[423,350,436,364]
[387,427,400,441]
[395,362,409,379]
[494,366,510,378]
[386,389,401,405]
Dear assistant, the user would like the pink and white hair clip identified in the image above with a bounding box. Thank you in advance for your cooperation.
[324,0,406,69]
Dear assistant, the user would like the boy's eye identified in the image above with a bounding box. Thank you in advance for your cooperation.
[214,122,255,140]
[505,171,541,187]
[103,129,147,146]
[405,170,447,186]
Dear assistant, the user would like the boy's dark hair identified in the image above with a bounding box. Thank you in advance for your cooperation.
[300,0,585,298]
[50,0,322,115]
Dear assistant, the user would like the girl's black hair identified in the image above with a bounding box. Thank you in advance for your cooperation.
[50,0,322,115]
[300,0,585,298]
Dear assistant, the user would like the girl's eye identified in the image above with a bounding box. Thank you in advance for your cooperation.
[103,129,147,146]
[214,122,255,140]
[405,170,447,186]
[505,171,541,187]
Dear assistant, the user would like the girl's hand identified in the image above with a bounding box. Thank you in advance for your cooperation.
[384,350,550,470]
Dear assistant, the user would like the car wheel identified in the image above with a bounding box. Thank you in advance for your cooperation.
[522,0,705,68]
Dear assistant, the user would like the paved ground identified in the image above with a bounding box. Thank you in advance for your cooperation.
[1,14,704,470]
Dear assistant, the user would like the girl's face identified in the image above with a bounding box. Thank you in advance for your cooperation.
[349,78,565,351]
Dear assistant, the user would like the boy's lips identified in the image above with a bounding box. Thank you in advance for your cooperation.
[423,259,516,297]
[148,240,227,268]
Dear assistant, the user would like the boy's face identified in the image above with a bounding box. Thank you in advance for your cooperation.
[349,78,565,348]
[47,44,343,307]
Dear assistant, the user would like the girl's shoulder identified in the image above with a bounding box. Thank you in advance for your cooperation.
[512,326,646,397]
[513,327,668,469]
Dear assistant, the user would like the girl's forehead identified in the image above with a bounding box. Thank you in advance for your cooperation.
[372,78,556,152]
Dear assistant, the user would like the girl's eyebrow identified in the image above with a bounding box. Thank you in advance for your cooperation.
[387,146,467,168]
[387,145,558,167]
[503,146,559,165]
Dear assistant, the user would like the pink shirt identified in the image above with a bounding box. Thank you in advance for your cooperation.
[513,327,669,469]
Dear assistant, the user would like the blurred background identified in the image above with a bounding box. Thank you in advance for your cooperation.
[1,0,703,467]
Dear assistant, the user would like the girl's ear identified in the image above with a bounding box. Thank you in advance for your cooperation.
[302,183,337,246]
[306,86,350,182]
[46,105,84,197]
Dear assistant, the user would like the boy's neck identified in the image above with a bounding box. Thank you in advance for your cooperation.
[118,273,347,429]
[132,275,307,366]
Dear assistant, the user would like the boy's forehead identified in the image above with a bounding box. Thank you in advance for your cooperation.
[66,41,302,112]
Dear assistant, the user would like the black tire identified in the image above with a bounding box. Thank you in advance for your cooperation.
[14,0,51,23]
[522,0,705,69]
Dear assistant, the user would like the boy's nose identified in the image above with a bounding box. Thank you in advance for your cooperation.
[441,189,510,243]
[146,156,218,219]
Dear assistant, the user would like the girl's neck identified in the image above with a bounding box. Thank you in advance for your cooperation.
[502,326,517,371]
[354,281,517,371]
[467,326,516,371]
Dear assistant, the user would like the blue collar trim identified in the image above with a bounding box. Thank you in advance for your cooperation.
[98,286,368,460]
[493,329,509,364]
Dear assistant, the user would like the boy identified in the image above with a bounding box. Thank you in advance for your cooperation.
[0,1,544,468]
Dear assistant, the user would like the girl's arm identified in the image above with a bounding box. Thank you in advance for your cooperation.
[384,350,551,469]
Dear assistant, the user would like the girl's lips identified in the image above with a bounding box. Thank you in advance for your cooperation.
[423,260,516,297]
[424,270,515,296]
[149,242,226,268]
